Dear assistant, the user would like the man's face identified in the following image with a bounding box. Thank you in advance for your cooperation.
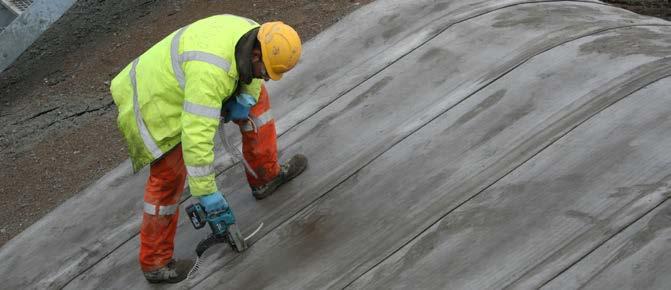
[251,47,270,81]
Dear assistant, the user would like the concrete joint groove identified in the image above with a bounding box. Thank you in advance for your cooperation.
[503,58,671,287]
[343,37,671,290]
[8,0,671,288]
[196,18,671,290]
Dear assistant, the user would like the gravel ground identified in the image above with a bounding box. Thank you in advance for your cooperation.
[605,0,671,20]
[0,0,667,247]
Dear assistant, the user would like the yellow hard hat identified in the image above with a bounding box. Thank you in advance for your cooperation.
[257,21,302,80]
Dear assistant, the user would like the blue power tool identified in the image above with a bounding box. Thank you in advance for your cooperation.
[185,200,247,256]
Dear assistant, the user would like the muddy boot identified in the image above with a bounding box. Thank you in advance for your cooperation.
[252,154,308,200]
[143,259,191,284]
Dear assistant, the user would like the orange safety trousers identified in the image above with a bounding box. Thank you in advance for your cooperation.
[139,85,279,271]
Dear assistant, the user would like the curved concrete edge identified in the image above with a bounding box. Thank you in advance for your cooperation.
[349,75,671,289]
[2,0,666,288]
[264,0,610,152]
[0,0,76,72]
[543,197,671,289]
[190,17,671,290]
[64,2,671,289]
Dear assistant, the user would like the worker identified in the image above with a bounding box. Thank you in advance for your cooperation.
[109,14,308,283]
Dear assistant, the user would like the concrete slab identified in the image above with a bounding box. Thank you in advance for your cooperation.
[544,199,671,290]
[65,1,671,289]
[3,0,671,289]
[194,26,671,290]
[4,0,487,287]
[348,48,671,290]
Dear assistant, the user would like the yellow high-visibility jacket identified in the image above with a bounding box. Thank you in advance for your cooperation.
[110,15,262,196]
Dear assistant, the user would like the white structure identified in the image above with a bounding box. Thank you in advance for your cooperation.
[0,0,75,72]
[2,0,33,14]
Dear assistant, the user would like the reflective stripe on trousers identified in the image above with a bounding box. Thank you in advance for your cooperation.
[140,145,186,272]
[241,110,274,132]
[143,202,178,216]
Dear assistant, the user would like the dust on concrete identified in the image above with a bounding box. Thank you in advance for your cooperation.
[0,0,373,246]
[0,0,668,248]
[578,26,671,58]
[491,3,603,29]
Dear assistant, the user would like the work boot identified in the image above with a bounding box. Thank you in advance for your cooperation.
[143,259,191,284]
[252,154,308,200]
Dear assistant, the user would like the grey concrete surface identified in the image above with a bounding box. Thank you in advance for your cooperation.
[348,53,671,290]
[195,26,671,290]
[0,0,75,72]
[544,199,671,290]
[3,0,671,289]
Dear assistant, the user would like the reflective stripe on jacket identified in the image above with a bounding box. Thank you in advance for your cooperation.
[110,15,262,196]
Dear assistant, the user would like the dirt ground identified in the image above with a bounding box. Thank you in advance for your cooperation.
[606,0,671,20]
[0,0,667,247]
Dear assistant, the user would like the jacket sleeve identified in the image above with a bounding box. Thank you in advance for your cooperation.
[181,60,235,196]
[238,78,263,102]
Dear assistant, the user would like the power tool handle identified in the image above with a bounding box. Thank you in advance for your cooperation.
[185,203,207,229]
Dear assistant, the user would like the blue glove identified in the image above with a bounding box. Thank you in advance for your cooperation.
[223,93,256,123]
[197,191,229,213]
[197,191,236,237]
